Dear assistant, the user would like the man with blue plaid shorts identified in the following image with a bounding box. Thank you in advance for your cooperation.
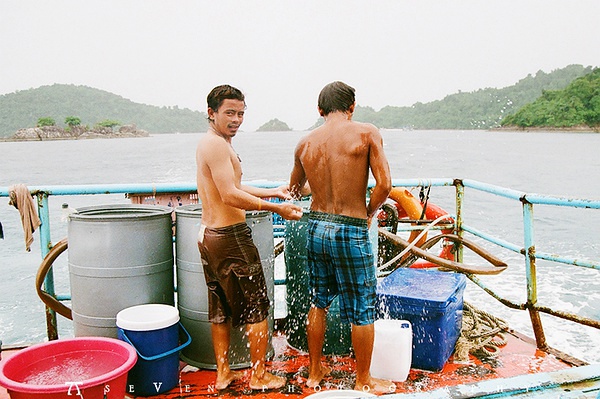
[289,81,393,393]
[306,211,377,326]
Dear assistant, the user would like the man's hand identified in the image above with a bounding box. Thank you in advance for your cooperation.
[277,202,303,221]
[272,184,293,201]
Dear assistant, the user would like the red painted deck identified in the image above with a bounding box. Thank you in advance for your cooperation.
[0,327,577,399]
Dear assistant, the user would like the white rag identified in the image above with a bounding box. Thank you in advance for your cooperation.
[8,184,41,252]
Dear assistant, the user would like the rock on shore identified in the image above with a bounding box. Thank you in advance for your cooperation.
[9,124,149,141]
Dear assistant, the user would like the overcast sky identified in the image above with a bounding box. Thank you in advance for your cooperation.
[1,0,599,131]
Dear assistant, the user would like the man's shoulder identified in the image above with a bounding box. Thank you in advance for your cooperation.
[352,120,379,132]
[197,134,232,161]
[198,132,229,148]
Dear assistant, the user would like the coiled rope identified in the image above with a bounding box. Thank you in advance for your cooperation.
[454,301,509,362]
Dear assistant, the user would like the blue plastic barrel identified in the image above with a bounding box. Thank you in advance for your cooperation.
[117,304,191,396]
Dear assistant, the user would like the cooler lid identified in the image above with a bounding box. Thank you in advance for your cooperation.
[376,268,466,310]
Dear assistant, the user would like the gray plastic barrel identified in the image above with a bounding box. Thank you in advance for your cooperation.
[68,204,175,338]
[175,204,275,369]
[285,210,379,355]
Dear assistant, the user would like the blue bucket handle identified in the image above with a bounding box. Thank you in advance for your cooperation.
[121,322,192,362]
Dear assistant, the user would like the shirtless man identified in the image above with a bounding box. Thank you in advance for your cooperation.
[289,81,393,394]
[196,84,302,390]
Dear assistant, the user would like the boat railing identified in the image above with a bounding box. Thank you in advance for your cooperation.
[1,178,599,350]
[390,178,600,353]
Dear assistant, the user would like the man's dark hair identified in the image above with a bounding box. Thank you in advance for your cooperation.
[318,81,355,116]
[207,85,245,112]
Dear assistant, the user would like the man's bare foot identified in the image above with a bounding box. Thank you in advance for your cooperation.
[306,364,332,388]
[249,371,286,390]
[215,370,243,390]
[354,376,395,395]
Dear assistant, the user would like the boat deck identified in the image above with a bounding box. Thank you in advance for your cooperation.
[0,327,578,399]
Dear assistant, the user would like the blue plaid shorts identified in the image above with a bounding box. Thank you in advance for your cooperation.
[306,211,377,326]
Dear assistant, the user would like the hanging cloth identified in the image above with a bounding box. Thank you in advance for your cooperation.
[8,184,41,252]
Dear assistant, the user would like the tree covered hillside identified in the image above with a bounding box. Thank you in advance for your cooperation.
[2,65,595,137]
[0,84,208,137]
[352,64,593,130]
[500,67,600,129]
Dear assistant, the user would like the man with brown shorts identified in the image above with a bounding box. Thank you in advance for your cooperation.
[196,85,302,390]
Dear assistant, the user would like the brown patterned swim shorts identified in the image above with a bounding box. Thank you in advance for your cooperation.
[197,222,270,327]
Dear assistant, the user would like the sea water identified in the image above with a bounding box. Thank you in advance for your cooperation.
[1,130,599,364]
[21,353,113,385]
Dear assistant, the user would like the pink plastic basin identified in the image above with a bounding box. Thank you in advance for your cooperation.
[0,337,137,399]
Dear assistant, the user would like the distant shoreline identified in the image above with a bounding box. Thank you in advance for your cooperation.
[2,126,598,141]
[1,124,149,142]
[491,125,599,133]
[0,134,148,142]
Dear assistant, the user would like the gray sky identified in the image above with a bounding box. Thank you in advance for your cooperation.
[1,0,599,131]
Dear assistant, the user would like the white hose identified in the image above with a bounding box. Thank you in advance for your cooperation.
[378,214,450,272]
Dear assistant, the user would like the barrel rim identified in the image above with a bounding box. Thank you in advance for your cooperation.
[70,203,173,220]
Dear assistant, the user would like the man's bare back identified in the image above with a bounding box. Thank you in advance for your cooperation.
[291,112,391,220]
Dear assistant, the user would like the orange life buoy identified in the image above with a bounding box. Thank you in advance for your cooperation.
[412,200,455,268]
[387,188,427,248]
[385,187,455,268]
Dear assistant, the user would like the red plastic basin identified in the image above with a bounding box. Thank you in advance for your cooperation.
[0,337,137,399]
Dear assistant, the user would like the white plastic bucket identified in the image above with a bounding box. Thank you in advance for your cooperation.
[370,319,412,382]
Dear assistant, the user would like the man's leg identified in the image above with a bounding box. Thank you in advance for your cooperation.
[211,322,242,390]
[246,318,285,390]
[352,323,393,394]
[306,305,331,388]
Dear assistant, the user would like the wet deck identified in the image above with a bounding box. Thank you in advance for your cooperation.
[0,328,578,399]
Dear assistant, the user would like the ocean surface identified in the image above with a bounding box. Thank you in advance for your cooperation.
[1,129,599,364]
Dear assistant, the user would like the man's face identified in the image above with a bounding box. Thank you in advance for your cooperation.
[209,98,245,137]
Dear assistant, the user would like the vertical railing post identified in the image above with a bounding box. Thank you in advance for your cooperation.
[522,200,546,349]
[36,192,59,340]
[454,179,464,263]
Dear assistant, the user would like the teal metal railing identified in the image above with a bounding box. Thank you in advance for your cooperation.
[389,178,600,351]
[1,179,599,349]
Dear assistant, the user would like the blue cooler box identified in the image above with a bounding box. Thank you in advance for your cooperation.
[376,268,466,371]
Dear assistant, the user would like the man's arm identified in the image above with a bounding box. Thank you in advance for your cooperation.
[241,184,292,200]
[366,129,392,218]
[288,141,310,200]
[206,140,302,220]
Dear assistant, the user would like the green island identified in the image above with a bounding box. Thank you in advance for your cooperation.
[0,64,598,140]
[257,118,292,132]
[499,67,600,130]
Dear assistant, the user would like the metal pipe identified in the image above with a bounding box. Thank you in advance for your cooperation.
[454,179,465,263]
[36,193,59,341]
[522,200,547,349]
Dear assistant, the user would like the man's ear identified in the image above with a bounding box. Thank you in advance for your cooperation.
[207,107,215,121]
